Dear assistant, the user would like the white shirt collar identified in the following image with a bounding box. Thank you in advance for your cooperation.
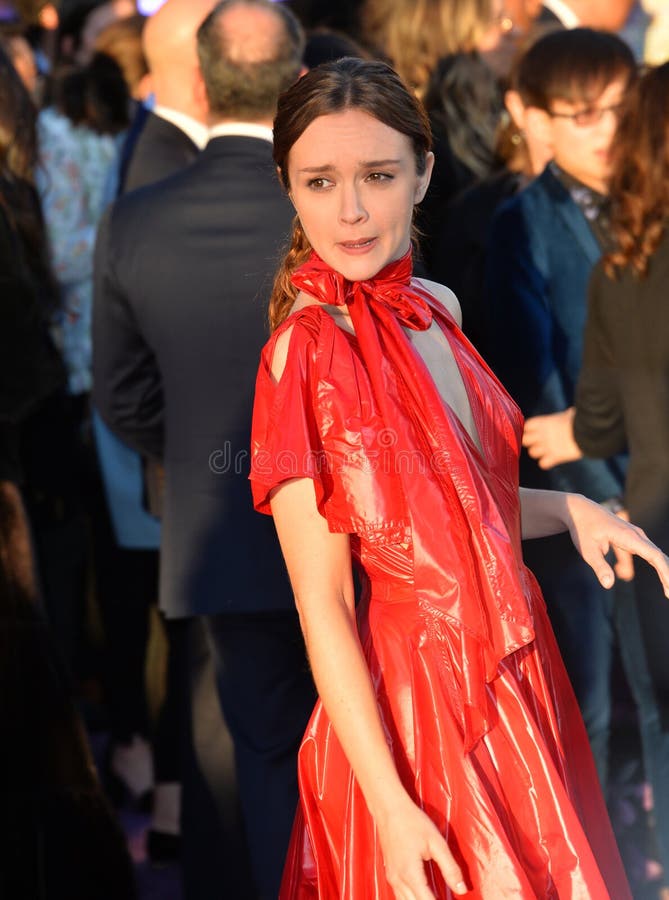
[153,105,210,150]
[208,122,273,143]
[542,0,580,28]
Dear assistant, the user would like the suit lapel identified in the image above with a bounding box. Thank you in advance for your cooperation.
[542,168,601,267]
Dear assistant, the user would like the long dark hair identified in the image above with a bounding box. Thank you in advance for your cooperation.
[423,51,503,180]
[269,57,432,330]
[0,46,57,313]
[605,62,669,278]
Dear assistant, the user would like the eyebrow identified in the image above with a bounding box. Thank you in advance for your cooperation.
[297,159,403,174]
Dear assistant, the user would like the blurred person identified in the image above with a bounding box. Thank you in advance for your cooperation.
[419,51,505,271]
[93,2,314,897]
[76,0,136,64]
[248,54,669,900]
[483,32,669,849]
[428,45,554,354]
[361,0,516,98]
[37,53,128,399]
[93,13,150,101]
[96,0,217,871]
[122,0,216,192]
[0,24,39,95]
[0,44,136,900]
[523,62,669,892]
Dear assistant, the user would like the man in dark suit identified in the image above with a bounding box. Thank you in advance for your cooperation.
[122,0,215,193]
[93,3,314,898]
[485,29,658,794]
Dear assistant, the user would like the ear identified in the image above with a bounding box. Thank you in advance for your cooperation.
[504,90,526,131]
[414,151,435,204]
[524,107,555,150]
[192,65,209,120]
[136,72,154,103]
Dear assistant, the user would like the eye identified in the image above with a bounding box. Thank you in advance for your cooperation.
[365,172,393,183]
[307,177,334,190]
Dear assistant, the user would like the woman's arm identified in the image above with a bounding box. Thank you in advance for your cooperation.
[519,487,669,593]
[270,477,467,899]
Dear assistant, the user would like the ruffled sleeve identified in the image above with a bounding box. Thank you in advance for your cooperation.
[250,307,410,543]
[250,309,328,516]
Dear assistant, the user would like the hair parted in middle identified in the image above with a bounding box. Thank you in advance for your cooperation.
[268,56,432,330]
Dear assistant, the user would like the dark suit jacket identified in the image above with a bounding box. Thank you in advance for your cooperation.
[94,136,295,618]
[484,164,623,501]
[574,228,669,535]
[122,111,199,194]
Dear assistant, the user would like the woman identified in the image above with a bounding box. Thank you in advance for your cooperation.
[249,58,669,898]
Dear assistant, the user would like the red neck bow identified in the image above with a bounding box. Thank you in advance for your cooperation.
[287,246,535,752]
[291,249,433,332]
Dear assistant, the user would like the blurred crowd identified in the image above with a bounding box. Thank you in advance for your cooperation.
[1,0,669,898]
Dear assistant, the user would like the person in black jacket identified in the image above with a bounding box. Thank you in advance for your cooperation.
[93,3,315,898]
[0,45,136,900]
[122,0,215,193]
[523,62,669,888]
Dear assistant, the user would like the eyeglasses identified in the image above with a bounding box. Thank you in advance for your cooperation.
[548,103,623,127]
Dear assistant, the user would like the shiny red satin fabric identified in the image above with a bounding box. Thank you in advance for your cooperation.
[250,252,630,898]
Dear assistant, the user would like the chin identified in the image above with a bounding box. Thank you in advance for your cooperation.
[330,244,400,283]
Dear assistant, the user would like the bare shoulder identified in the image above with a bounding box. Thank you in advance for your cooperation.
[269,325,294,384]
[269,291,320,383]
[413,277,462,328]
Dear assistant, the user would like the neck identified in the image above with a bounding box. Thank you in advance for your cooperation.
[208,114,274,129]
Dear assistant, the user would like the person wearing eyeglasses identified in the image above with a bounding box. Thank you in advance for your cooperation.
[482,28,667,851]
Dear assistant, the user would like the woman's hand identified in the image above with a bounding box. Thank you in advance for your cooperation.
[565,493,669,596]
[377,797,468,899]
[522,408,582,469]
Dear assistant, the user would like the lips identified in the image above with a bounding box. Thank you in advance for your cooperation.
[337,237,378,253]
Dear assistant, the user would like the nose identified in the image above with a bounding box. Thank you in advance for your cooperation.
[338,182,367,225]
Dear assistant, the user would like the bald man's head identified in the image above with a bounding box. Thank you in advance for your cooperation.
[196,0,304,124]
[143,0,217,113]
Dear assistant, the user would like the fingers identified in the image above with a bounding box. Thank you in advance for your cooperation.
[388,838,468,900]
[604,521,669,597]
[428,836,468,896]
[613,544,635,581]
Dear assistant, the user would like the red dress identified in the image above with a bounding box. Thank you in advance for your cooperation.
[250,252,630,899]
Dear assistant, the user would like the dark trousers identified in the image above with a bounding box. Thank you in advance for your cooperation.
[525,533,663,795]
[181,611,315,900]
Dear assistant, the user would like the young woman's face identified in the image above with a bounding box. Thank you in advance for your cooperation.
[286,108,433,282]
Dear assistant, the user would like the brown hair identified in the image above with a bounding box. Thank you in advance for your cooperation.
[361,0,495,98]
[516,27,635,110]
[605,62,669,278]
[94,14,148,99]
[269,56,432,331]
